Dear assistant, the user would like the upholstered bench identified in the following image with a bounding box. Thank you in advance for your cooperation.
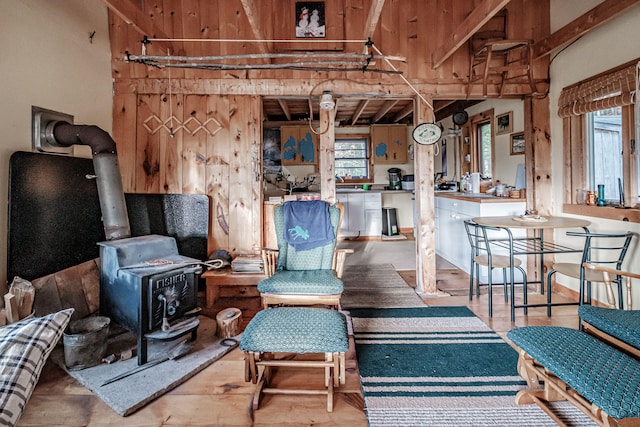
[579,305,640,358]
[507,326,640,426]
[240,307,349,412]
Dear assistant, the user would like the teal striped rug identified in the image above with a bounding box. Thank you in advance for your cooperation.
[351,306,595,426]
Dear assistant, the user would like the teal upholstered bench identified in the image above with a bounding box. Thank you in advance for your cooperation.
[240,307,349,412]
[579,305,640,357]
[507,326,640,426]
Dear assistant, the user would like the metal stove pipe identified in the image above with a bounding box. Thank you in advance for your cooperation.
[48,121,131,240]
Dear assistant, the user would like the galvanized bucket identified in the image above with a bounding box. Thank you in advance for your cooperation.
[63,316,110,371]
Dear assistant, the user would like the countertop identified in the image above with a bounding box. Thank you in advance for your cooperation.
[435,192,525,203]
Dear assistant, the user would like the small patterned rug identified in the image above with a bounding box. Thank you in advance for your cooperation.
[350,306,595,426]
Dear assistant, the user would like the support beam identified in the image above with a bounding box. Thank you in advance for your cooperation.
[277,99,292,121]
[392,102,414,123]
[363,0,386,41]
[351,99,370,125]
[432,0,511,69]
[239,0,272,57]
[102,0,177,53]
[532,0,640,59]
[319,108,337,204]
[372,100,398,123]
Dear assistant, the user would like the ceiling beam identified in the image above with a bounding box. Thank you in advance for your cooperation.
[351,99,370,125]
[532,0,640,59]
[239,0,272,58]
[392,102,414,123]
[277,99,292,121]
[431,0,511,69]
[372,100,398,123]
[363,0,386,41]
[102,0,178,53]
[433,100,456,113]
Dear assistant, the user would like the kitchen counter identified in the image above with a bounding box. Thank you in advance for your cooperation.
[435,192,525,203]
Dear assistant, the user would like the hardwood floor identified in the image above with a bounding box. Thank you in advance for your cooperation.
[18,266,582,427]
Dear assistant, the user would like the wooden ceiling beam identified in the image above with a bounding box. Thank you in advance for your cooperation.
[351,99,370,125]
[392,102,414,123]
[372,100,398,123]
[363,0,386,41]
[431,0,511,69]
[277,99,292,121]
[532,0,640,59]
[102,0,178,53]
[239,0,272,58]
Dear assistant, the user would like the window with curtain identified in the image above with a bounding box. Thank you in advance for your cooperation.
[561,58,639,218]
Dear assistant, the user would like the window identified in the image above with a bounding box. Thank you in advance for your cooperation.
[561,58,639,221]
[478,121,493,178]
[586,107,623,203]
[335,137,370,180]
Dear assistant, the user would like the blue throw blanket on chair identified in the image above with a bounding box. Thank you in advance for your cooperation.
[283,200,334,251]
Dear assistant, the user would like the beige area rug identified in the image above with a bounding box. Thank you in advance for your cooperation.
[339,239,417,271]
[340,264,425,309]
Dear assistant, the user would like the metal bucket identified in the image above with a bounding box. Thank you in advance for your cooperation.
[63,316,110,371]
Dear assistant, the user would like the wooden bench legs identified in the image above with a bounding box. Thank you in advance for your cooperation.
[244,351,346,412]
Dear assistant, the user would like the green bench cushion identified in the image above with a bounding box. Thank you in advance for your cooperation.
[240,307,349,354]
[578,305,640,349]
[257,269,343,295]
[507,326,640,420]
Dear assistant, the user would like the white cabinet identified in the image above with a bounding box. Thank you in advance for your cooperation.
[435,196,526,281]
[338,192,382,237]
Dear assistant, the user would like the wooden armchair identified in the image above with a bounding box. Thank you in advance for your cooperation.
[258,202,353,309]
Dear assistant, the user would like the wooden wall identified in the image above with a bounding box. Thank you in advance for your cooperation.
[108,0,549,256]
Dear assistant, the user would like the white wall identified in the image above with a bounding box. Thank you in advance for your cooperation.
[548,0,640,302]
[0,0,113,292]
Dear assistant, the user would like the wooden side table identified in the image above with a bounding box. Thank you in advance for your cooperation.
[201,269,265,308]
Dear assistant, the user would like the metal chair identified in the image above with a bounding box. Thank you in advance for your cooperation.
[464,220,527,319]
[258,201,352,309]
[546,231,634,316]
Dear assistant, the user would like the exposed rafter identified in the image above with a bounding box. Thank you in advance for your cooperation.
[239,0,271,58]
[532,0,640,59]
[392,102,414,123]
[363,0,386,41]
[351,99,370,125]
[102,0,178,53]
[431,0,511,69]
[372,100,398,123]
[277,99,291,121]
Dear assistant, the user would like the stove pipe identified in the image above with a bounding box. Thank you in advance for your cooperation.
[47,121,131,240]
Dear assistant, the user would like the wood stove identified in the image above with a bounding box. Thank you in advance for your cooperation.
[98,234,202,365]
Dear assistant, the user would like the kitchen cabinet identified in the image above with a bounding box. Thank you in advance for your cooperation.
[338,192,382,237]
[435,195,526,281]
[371,125,407,164]
[280,125,318,165]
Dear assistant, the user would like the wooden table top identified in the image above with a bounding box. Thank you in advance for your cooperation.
[472,215,591,230]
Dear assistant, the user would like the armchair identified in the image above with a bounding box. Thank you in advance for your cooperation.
[258,201,352,309]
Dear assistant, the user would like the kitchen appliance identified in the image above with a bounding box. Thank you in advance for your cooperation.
[387,168,402,190]
[99,235,202,365]
[401,174,414,191]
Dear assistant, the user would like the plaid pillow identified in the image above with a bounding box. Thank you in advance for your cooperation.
[0,308,74,426]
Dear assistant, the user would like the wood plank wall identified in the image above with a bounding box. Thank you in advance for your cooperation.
[108,0,549,256]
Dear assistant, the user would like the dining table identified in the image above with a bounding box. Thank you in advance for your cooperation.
[472,215,591,321]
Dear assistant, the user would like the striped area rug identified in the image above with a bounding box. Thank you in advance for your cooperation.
[350,306,595,426]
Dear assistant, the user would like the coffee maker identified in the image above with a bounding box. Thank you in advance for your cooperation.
[387,168,402,190]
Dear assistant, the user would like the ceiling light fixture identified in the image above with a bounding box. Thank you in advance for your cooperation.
[319,90,335,111]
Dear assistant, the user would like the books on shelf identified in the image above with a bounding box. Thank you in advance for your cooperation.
[231,254,263,273]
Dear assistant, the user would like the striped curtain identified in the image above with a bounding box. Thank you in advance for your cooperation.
[557,58,638,118]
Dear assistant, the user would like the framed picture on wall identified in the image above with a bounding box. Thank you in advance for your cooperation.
[496,111,513,135]
[510,132,525,155]
[296,2,326,38]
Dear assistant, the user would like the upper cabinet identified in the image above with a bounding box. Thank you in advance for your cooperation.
[371,125,408,164]
[281,125,318,165]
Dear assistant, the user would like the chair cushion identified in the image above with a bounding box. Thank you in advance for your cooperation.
[552,263,605,282]
[579,305,640,349]
[240,307,349,353]
[258,269,343,295]
[0,309,74,426]
[474,254,522,269]
[507,326,640,420]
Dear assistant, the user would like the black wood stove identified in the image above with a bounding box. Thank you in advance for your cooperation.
[99,234,202,365]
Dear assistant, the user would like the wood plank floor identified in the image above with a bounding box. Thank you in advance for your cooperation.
[18,266,582,426]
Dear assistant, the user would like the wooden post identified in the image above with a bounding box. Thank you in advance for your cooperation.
[319,105,337,204]
[414,94,437,295]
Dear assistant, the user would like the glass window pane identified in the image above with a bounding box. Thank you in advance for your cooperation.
[478,122,492,178]
[335,138,368,179]
[587,107,623,201]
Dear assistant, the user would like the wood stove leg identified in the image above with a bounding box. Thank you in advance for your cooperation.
[138,335,148,365]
